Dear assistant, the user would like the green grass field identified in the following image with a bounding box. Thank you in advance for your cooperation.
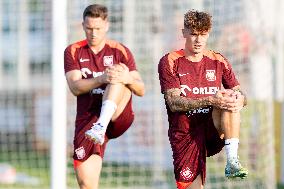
[1,156,284,189]
[1,101,283,188]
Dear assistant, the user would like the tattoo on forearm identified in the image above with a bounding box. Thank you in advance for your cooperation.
[164,88,211,112]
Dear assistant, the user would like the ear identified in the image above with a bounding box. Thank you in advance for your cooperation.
[105,21,110,32]
[182,29,186,38]
[82,21,85,29]
[206,29,211,37]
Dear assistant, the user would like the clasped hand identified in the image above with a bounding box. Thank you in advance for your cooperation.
[214,89,244,112]
[100,63,133,85]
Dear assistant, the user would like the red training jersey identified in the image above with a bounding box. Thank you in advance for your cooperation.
[64,39,137,120]
[158,49,239,127]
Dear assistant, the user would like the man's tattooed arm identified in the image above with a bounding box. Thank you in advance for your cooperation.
[164,88,213,112]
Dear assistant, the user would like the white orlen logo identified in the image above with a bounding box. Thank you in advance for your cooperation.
[79,58,90,63]
[206,70,216,81]
[180,167,193,181]
[103,55,113,66]
[75,146,85,160]
[181,85,191,96]
[80,68,104,78]
[180,85,219,96]
[81,68,92,78]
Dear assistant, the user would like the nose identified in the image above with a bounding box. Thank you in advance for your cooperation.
[91,30,96,38]
[92,31,96,37]
[196,35,202,42]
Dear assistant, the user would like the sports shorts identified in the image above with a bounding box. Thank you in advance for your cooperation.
[169,112,224,189]
[73,98,134,168]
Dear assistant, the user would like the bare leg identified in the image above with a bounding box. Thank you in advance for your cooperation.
[82,76,132,188]
[212,108,248,178]
[103,83,131,121]
[212,108,240,139]
[212,108,223,138]
[188,174,203,189]
[221,110,240,139]
[213,108,240,159]
[85,81,131,144]
[75,155,102,189]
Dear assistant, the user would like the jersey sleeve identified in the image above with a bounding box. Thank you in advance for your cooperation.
[120,45,137,71]
[221,59,240,89]
[158,55,180,93]
[64,45,80,73]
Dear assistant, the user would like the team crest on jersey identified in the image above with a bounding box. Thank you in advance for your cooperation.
[75,146,85,160]
[206,70,216,81]
[103,55,113,66]
[180,167,193,180]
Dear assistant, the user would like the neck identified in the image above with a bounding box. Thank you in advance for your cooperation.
[184,48,204,62]
[89,39,106,54]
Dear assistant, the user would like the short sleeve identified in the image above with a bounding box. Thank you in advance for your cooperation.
[222,60,239,89]
[64,46,80,73]
[120,45,136,71]
[158,55,180,93]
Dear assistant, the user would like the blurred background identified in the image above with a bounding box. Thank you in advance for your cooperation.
[0,0,283,188]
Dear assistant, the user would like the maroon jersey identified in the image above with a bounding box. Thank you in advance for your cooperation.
[64,39,136,119]
[158,49,239,187]
[64,39,136,162]
[158,49,239,127]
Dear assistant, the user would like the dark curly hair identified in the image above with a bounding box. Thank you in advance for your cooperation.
[184,10,212,33]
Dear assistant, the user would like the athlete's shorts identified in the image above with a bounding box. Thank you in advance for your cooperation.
[169,113,224,189]
[73,99,134,169]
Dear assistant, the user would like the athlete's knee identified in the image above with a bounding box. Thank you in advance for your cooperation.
[189,174,203,189]
[77,178,97,189]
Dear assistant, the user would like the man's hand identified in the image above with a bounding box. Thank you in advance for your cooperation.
[99,63,133,85]
[211,89,244,112]
[230,90,245,112]
[111,63,134,84]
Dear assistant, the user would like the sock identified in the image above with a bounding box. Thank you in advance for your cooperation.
[225,138,239,161]
[95,100,117,131]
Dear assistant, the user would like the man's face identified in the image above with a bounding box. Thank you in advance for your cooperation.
[182,28,209,54]
[82,16,109,48]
